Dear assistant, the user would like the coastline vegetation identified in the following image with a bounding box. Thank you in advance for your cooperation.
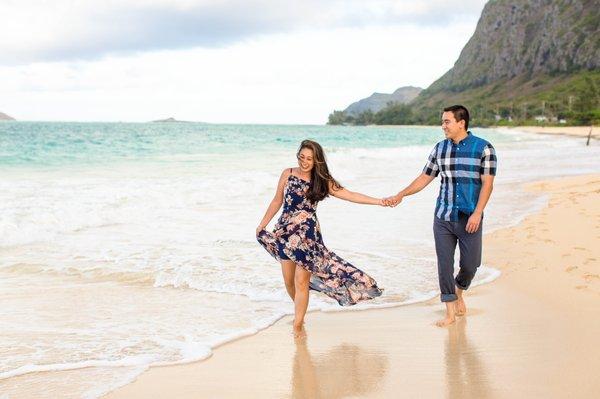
[329,71,600,127]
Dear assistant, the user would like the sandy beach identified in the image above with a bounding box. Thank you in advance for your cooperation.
[498,125,598,140]
[103,174,600,398]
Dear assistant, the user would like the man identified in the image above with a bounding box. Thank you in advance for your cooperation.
[385,105,496,327]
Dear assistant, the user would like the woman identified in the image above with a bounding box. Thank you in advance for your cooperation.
[256,139,384,337]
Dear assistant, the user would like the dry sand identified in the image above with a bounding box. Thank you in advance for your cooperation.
[105,174,600,399]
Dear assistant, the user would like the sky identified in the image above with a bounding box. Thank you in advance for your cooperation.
[0,0,488,124]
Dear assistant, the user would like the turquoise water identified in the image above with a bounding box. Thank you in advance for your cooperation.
[0,122,510,167]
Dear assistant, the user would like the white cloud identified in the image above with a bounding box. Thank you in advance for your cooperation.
[1,20,480,123]
[0,0,486,63]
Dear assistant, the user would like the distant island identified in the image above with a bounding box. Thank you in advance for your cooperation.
[329,0,599,127]
[0,112,15,121]
[152,117,187,123]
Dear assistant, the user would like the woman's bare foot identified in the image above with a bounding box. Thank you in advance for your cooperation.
[435,316,456,327]
[293,322,306,339]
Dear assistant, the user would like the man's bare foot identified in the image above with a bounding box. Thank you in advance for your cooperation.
[436,301,457,327]
[455,288,467,316]
[435,316,456,327]
[455,297,466,316]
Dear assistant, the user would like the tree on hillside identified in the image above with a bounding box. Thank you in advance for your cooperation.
[354,109,375,125]
[374,102,414,125]
[328,110,348,125]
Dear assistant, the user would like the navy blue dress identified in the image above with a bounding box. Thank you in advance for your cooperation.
[257,174,383,306]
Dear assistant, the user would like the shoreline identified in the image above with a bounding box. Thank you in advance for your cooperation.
[104,173,600,398]
[494,125,598,140]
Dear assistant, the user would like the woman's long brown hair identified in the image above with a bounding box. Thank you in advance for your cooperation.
[297,140,342,203]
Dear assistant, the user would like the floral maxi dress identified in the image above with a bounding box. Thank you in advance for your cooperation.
[257,174,383,306]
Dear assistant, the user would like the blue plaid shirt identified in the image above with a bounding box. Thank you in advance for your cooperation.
[423,132,497,221]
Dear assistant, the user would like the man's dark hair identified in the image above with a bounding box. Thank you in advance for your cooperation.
[442,105,470,130]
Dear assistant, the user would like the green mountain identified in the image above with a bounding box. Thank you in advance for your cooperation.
[330,0,600,126]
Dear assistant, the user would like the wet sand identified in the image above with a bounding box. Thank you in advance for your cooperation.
[105,174,600,399]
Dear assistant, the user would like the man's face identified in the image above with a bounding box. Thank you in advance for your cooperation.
[441,111,465,140]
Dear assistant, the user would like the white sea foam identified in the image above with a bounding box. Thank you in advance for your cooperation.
[0,356,157,380]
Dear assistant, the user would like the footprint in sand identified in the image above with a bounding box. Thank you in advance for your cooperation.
[574,247,587,251]
[562,253,571,258]
[565,266,578,272]
[575,285,588,290]
[583,274,600,282]
[584,258,597,265]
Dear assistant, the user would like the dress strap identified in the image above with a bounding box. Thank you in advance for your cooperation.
[289,168,293,173]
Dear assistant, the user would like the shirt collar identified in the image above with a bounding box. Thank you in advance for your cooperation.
[449,131,472,146]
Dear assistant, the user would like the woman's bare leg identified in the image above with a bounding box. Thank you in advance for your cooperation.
[293,265,311,336]
[280,260,296,300]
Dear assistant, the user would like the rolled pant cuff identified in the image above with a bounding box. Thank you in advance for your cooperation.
[455,280,470,290]
[440,293,458,302]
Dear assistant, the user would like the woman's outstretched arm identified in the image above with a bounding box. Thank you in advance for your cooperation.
[328,181,384,206]
[256,169,291,234]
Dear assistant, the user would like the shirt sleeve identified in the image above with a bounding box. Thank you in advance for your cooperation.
[480,144,497,175]
[422,145,439,177]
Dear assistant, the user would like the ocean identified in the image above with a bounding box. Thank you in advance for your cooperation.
[0,122,598,398]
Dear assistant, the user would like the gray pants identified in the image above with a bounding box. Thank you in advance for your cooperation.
[433,213,482,302]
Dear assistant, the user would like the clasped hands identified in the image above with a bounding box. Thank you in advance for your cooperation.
[379,193,403,207]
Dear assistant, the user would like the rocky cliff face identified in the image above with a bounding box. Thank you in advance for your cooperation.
[424,0,599,94]
[328,0,599,125]
[344,86,422,116]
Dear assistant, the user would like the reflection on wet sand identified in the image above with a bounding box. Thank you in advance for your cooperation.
[445,318,490,399]
[292,338,388,399]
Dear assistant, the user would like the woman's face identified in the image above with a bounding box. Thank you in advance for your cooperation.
[297,147,314,173]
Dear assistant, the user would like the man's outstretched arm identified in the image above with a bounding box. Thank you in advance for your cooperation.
[384,173,435,207]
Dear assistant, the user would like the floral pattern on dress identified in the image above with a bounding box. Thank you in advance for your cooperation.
[257,174,383,306]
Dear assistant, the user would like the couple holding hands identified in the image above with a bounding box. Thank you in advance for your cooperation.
[256,105,497,336]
